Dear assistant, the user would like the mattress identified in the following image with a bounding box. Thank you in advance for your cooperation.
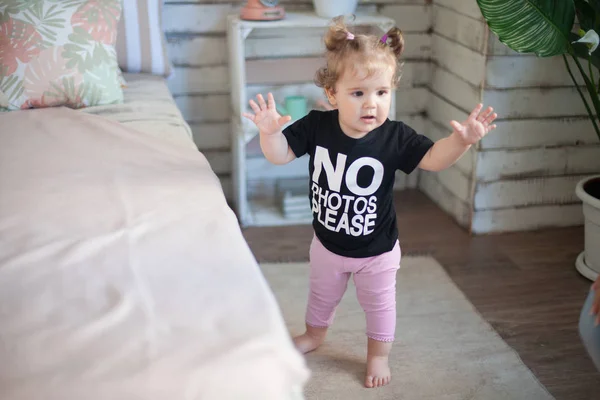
[80,73,196,150]
[0,107,309,399]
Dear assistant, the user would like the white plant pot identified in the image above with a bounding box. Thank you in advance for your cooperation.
[575,174,600,281]
[313,0,359,18]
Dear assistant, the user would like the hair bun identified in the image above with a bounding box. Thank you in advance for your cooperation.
[324,16,356,52]
[384,27,404,59]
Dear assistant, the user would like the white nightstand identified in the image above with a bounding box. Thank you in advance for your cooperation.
[226,11,396,227]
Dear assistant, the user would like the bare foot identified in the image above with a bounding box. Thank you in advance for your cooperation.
[292,324,327,354]
[364,338,393,388]
[365,355,391,388]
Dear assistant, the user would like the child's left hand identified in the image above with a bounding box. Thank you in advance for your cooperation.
[450,103,497,145]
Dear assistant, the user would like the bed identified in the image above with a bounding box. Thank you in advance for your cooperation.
[0,74,310,399]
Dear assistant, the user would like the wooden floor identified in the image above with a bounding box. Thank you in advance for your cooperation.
[242,189,600,400]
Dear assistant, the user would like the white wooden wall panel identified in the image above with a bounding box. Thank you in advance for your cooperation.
[481,118,597,149]
[476,146,600,182]
[204,151,232,175]
[484,87,590,119]
[396,87,429,114]
[434,0,484,20]
[435,165,472,202]
[167,37,228,66]
[168,66,229,95]
[163,4,231,33]
[398,61,431,87]
[421,2,489,230]
[471,204,584,234]
[174,94,230,122]
[397,33,431,59]
[430,66,480,112]
[402,114,426,135]
[428,93,470,132]
[474,175,585,210]
[419,171,472,227]
[382,4,431,32]
[486,56,585,88]
[433,5,487,53]
[432,34,486,87]
[189,122,230,149]
[440,0,592,233]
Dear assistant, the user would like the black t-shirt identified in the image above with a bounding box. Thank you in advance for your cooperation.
[283,109,434,258]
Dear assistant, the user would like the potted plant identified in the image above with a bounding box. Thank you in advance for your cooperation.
[476,0,600,280]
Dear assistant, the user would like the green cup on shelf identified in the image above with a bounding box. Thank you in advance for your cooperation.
[276,95,308,121]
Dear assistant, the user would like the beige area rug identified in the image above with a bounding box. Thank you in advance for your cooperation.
[260,257,555,400]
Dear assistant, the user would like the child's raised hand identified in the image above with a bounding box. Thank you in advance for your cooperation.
[243,93,292,136]
[450,103,497,145]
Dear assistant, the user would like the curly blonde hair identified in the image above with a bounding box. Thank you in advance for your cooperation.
[315,16,405,93]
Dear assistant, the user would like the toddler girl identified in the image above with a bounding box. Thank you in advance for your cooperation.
[243,17,498,388]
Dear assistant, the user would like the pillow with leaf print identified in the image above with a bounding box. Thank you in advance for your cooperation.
[0,0,124,111]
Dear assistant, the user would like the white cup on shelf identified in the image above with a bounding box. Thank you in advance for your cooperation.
[313,0,359,18]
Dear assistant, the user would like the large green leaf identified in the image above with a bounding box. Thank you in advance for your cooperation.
[476,0,576,57]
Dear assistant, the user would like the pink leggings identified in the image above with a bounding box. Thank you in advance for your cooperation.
[306,236,401,342]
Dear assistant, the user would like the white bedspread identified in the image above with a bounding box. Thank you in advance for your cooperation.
[0,107,309,399]
[80,73,196,150]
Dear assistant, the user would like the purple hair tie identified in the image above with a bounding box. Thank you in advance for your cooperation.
[380,34,388,44]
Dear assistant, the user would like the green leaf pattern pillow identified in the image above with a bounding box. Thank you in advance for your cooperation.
[0,0,124,111]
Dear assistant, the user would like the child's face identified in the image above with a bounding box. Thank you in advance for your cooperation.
[327,64,394,138]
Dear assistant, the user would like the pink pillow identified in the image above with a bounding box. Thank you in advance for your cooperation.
[0,0,124,111]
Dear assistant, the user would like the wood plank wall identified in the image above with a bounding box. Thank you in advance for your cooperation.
[419,0,483,230]
[474,14,600,234]
[420,0,600,234]
[163,0,432,201]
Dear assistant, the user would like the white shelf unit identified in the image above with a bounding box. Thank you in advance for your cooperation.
[226,12,396,227]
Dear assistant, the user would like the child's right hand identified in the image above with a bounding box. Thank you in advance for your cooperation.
[243,92,291,136]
